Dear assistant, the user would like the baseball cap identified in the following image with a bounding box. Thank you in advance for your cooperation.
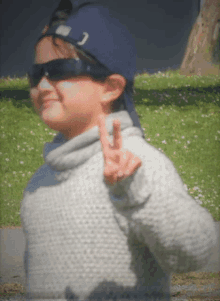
[35,0,145,137]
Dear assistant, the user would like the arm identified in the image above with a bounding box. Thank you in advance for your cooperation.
[107,137,217,274]
[98,115,217,274]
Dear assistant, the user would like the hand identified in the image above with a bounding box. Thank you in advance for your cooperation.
[98,115,142,185]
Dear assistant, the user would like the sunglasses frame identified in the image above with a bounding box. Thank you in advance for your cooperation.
[27,58,113,87]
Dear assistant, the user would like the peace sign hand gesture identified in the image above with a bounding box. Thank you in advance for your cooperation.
[98,115,142,185]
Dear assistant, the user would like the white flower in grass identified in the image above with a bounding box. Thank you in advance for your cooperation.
[194,135,198,138]
[8,184,11,187]
[162,140,166,144]
[181,136,185,139]
[195,121,198,123]
[20,161,24,164]
[193,186,199,191]
[147,138,151,141]
[187,140,190,144]
[5,158,9,161]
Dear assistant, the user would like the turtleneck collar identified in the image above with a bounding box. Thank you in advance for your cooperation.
[44,110,143,171]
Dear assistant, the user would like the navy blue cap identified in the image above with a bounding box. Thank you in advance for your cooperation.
[36,0,145,137]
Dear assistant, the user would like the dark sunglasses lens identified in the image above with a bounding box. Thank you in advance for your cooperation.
[55,60,83,79]
[28,59,110,87]
[28,66,44,87]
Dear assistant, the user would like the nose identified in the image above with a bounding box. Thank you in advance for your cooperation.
[38,75,54,90]
[36,75,58,104]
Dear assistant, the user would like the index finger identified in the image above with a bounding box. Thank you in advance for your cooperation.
[113,119,122,149]
[98,115,111,152]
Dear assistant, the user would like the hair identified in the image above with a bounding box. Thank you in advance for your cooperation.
[35,34,125,113]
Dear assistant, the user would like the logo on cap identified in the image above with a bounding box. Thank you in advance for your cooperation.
[56,25,72,36]
[77,32,89,46]
[55,26,89,46]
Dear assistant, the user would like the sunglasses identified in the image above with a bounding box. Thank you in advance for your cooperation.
[27,58,112,87]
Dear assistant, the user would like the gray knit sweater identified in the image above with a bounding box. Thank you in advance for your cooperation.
[20,110,217,301]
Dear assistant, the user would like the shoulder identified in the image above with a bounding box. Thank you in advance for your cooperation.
[122,135,170,165]
[24,163,58,193]
[122,135,182,183]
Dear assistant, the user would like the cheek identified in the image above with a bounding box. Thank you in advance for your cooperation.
[62,82,76,89]
[59,81,82,98]
[30,88,38,102]
[30,87,38,98]
[30,88,41,112]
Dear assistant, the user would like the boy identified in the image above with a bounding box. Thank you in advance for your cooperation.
[21,0,217,300]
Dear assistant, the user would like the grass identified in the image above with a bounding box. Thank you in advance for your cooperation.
[0,69,219,228]
[134,69,220,222]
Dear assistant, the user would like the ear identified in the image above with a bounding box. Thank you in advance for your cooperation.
[101,74,127,105]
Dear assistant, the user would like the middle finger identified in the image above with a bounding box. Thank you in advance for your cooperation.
[113,119,122,150]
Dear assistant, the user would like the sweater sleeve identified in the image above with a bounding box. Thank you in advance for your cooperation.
[106,136,218,274]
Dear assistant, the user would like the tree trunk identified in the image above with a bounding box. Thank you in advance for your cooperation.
[180,0,220,76]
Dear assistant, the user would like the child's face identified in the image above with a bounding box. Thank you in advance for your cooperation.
[30,37,109,139]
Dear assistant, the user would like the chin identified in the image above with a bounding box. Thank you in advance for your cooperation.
[40,117,61,131]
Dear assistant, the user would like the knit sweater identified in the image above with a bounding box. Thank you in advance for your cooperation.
[20,110,217,301]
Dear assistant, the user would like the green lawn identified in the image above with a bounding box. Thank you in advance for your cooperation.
[0,69,220,227]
